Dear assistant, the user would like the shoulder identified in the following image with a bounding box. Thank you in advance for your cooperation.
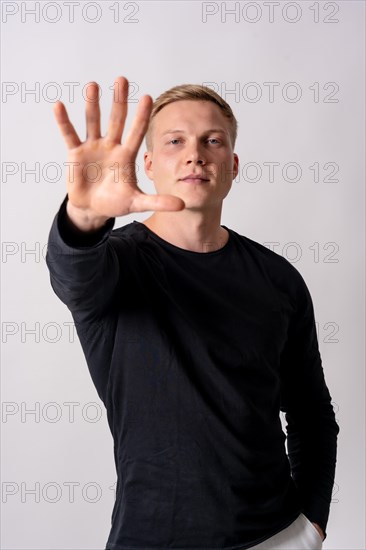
[227,227,312,304]
[226,226,296,271]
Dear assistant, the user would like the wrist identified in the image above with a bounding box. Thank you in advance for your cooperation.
[66,200,110,232]
[312,522,325,541]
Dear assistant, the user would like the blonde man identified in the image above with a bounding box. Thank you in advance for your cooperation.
[47,76,338,549]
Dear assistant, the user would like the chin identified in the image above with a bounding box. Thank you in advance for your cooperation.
[182,202,214,213]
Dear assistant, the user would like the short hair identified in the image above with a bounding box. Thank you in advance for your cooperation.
[145,84,238,151]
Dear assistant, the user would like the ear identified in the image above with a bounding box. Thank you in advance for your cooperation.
[144,151,154,181]
[232,153,239,180]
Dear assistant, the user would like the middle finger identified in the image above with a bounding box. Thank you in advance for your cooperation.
[106,76,128,144]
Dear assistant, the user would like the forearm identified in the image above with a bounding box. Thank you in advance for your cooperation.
[46,194,119,323]
[285,399,339,537]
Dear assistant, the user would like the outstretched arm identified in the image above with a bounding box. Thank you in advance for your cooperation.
[47,75,185,321]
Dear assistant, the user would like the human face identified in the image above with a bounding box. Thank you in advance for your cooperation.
[144,100,239,212]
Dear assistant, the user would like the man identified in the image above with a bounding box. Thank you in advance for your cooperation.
[46,76,339,549]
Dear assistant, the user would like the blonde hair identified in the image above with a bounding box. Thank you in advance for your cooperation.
[145,84,238,150]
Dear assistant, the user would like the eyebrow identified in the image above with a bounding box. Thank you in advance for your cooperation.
[161,128,228,137]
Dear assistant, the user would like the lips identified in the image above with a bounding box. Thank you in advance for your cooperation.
[180,174,209,182]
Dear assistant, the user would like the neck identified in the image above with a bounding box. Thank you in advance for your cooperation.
[141,207,228,253]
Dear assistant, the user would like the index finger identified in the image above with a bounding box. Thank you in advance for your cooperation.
[123,94,153,154]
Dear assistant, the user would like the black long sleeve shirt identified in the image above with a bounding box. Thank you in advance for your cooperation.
[46,195,339,549]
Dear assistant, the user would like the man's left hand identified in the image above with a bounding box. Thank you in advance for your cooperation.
[312,522,325,541]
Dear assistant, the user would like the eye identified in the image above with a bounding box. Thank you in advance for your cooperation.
[207,138,220,144]
[169,138,182,145]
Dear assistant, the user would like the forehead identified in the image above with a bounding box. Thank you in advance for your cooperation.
[153,100,229,135]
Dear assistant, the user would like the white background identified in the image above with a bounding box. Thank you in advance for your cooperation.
[1,1,365,548]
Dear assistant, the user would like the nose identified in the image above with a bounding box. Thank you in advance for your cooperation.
[185,141,206,165]
[188,158,205,165]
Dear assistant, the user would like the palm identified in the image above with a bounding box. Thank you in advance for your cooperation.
[66,139,144,217]
[53,77,184,219]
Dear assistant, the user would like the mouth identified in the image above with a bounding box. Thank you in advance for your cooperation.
[180,175,210,183]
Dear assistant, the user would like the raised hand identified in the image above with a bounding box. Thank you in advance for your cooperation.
[53,76,184,231]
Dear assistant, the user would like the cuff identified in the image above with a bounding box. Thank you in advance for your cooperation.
[57,195,115,248]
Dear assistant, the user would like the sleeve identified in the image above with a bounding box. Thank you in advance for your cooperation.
[279,270,340,539]
[45,195,123,402]
[45,194,119,325]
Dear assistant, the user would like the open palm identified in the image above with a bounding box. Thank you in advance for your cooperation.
[53,76,184,224]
